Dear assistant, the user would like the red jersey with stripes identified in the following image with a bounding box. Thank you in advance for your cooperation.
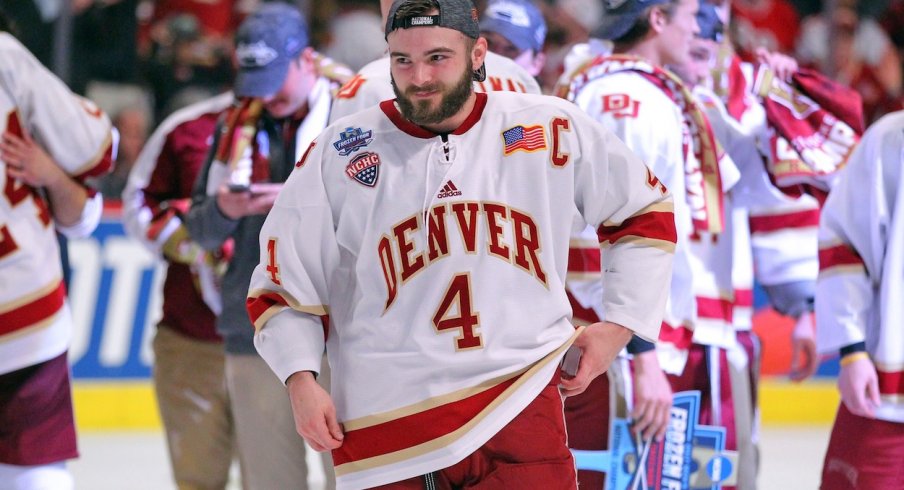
[248,91,676,488]
[0,33,113,375]
[816,110,904,422]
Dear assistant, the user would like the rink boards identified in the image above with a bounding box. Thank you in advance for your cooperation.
[66,208,839,429]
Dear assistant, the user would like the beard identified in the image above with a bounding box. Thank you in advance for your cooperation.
[391,61,474,127]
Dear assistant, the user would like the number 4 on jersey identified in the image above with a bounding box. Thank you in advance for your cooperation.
[433,273,482,350]
[266,237,281,285]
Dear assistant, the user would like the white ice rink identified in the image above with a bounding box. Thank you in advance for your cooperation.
[69,425,831,489]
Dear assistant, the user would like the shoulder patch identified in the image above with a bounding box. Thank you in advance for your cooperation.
[502,125,547,155]
[601,93,640,118]
[345,152,380,187]
[333,127,374,156]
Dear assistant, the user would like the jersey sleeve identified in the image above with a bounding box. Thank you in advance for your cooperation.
[569,107,677,341]
[248,137,340,382]
[815,117,899,354]
[0,35,113,184]
[122,113,185,255]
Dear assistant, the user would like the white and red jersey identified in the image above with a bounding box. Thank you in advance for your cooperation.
[564,57,739,373]
[0,33,113,375]
[248,91,676,488]
[328,50,542,123]
[816,110,904,423]
[695,85,820,329]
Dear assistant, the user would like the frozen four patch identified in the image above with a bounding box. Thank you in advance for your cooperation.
[333,127,374,156]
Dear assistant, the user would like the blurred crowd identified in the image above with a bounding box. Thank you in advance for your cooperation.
[2,0,902,201]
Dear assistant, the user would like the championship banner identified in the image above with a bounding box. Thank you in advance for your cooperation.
[572,391,738,490]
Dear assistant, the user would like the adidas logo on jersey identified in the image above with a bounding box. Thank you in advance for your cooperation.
[437,180,462,199]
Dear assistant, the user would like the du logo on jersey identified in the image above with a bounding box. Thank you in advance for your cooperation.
[333,127,374,156]
[346,152,381,187]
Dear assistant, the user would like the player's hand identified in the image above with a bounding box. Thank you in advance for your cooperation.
[789,312,819,382]
[286,371,344,451]
[215,183,282,219]
[631,350,672,442]
[838,355,881,419]
[560,321,633,397]
[1,131,67,188]
[755,47,799,81]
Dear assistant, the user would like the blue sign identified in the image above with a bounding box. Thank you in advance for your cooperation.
[68,216,163,379]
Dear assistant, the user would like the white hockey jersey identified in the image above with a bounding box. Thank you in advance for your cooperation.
[564,56,739,373]
[328,50,542,123]
[816,110,904,423]
[694,85,820,329]
[248,91,676,488]
[0,33,113,375]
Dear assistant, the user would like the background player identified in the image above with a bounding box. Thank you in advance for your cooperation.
[816,109,904,490]
[0,25,113,490]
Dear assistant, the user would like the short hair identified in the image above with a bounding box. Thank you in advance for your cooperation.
[612,0,680,49]
[394,0,441,19]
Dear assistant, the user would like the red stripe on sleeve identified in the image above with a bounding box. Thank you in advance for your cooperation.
[748,209,820,233]
[877,370,904,397]
[597,211,677,246]
[658,321,694,350]
[567,247,601,273]
[819,244,864,271]
[246,292,290,326]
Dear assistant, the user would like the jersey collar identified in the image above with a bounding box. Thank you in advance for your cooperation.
[380,93,488,139]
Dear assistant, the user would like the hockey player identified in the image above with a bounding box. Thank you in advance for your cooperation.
[0,31,113,489]
[816,110,904,490]
[557,1,754,488]
[247,0,677,487]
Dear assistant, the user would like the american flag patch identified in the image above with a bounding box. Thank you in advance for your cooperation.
[502,125,547,155]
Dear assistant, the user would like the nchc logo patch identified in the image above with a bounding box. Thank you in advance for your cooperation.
[333,126,374,156]
[346,152,381,187]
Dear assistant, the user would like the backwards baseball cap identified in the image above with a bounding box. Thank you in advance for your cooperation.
[480,0,547,53]
[695,2,724,42]
[592,0,671,41]
[385,0,486,81]
[234,2,309,98]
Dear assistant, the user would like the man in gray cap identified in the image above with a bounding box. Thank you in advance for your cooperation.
[186,2,339,488]
[479,0,547,77]
[248,0,677,488]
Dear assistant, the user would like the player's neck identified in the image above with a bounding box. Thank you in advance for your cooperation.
[419,92,478,134]
[618,40,665,68]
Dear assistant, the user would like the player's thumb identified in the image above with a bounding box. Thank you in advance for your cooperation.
[327,412,345,441]
[866,372,882,408]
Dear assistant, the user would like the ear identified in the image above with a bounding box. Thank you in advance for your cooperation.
[472,36,488,68]
[650,5,669,34]
[531,51,547,77]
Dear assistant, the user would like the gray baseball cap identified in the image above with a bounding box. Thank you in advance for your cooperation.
[592,0,671,41]
[384,0,486,81]
[234,2,309,97]
[480,0,547,53]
